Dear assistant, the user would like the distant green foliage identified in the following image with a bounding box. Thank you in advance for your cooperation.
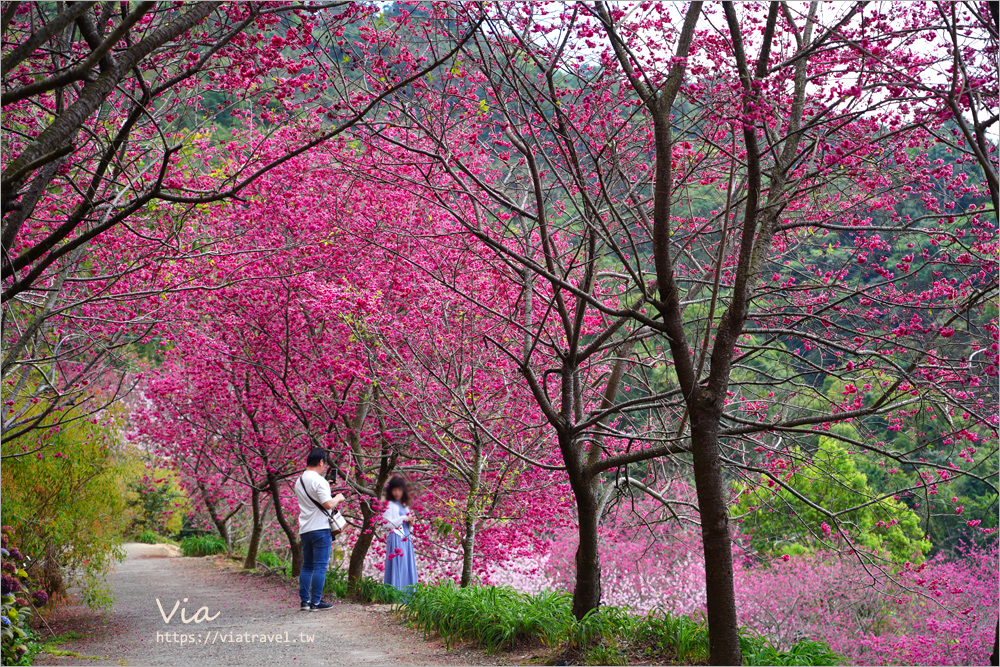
[397,582,839,665]
[735,437,930,564]
[179,536,227,557]
[125,469,189,536]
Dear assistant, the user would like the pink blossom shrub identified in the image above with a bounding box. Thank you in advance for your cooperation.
[849,542,998,666]
[536,503,997,666]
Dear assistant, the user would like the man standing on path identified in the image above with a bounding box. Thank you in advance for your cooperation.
[295,449,346,611]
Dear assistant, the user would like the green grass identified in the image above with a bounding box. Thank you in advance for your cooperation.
[16,632,103,665]
[179,535,227,557]
[396,582,841,665]
[247,555,835,665]
[740,634,841,666]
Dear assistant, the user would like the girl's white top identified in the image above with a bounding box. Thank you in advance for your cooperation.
[383,500,407,538]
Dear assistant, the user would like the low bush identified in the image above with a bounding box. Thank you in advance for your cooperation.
[135,530,158,545]
[179,536,227,557]
[350,576,407,604]
[323,567,349,599]
[398,581,839,665]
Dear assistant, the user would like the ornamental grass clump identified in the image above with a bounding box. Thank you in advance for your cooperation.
[399,582,574,652]
[179,536,227,557]
[397,581,839,665]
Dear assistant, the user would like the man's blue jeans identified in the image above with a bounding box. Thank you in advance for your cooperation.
[299,529,332,605]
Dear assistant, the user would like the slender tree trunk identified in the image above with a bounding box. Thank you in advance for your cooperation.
[459,515,477,587]
[571,488,602,619]
[198,480,230,547]
[347,429,395,592]
[347,497,376,592]
[689,394,741,666]
[267,473,302,577]
[243,487,263,570]
[460,446,483,587]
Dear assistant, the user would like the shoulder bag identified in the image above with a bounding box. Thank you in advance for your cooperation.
[298,475,347,537]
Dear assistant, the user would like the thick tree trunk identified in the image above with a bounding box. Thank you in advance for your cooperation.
[568,457,603,620]
[267,474,302,577]
[242,487,263,570]
[689,394,741,666]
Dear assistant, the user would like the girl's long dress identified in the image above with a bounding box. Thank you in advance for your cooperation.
[383,501,418,591]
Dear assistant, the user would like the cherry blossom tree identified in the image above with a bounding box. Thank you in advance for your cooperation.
[374,264,573,586]
[1,1,482,454]
[363,2,998,662]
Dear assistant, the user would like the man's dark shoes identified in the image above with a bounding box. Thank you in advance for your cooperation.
[310,601,334,612]
[300,601,310,611]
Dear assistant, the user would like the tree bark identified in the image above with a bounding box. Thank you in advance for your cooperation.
[570,477,602,620]
[242,487,263,570]
[198,480,230,548]
[690,393,741,667]
[346,396,395,593]
[347,497,377,592]
[267,473,302,577]
[459,440,484,587]
[459,512,477,588]
[564,420,603,620]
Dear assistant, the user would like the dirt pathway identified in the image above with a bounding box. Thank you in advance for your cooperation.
[34,543,497,666]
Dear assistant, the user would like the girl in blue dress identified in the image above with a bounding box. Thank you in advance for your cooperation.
[382,476,418,592]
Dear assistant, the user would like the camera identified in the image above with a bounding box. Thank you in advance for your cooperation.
[325,463,349,493]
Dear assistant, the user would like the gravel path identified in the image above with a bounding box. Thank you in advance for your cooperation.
[34,543,497,666]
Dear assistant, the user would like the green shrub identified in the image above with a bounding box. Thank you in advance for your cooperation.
[349,575,406,604]
[135,530,158,545]
[740,633,840,666]
[323,567,349,599]
[1,408,138,611]
[318,568,404,604]
[179,536,227,557]
[255,552,286,569]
